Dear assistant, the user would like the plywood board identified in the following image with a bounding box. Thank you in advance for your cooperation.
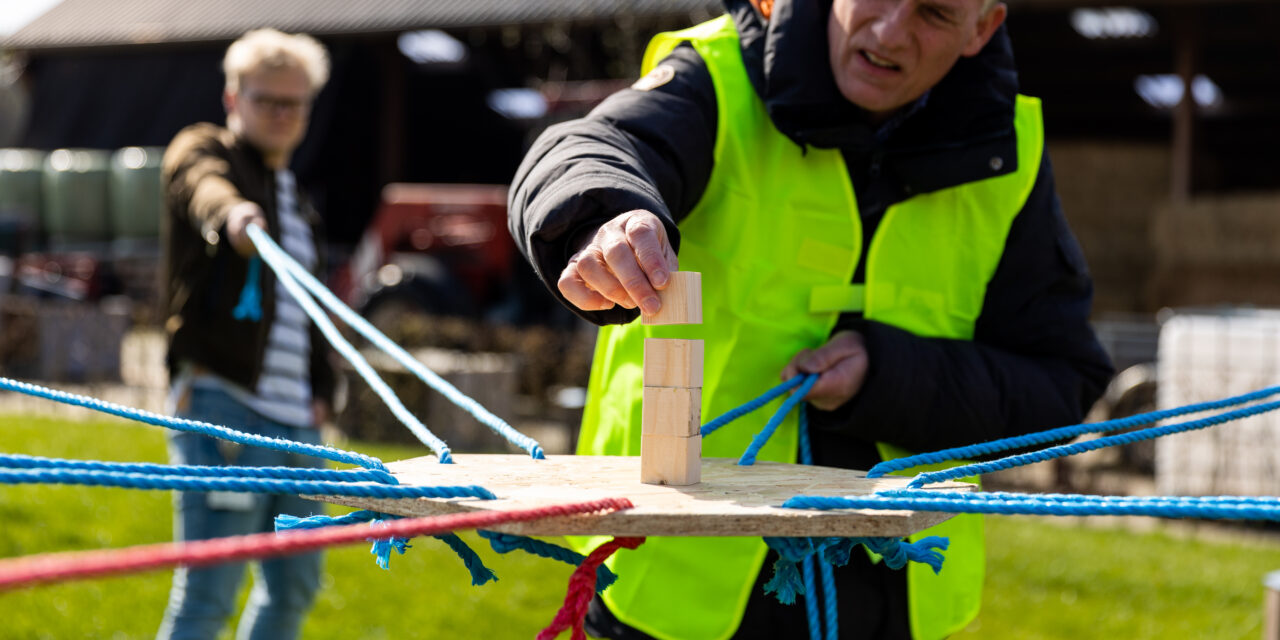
[314,454,972,537]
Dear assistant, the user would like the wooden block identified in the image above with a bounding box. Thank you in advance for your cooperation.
[642,386,701,437]
[644,338,704,388]
[641,434,701,485]
[642,271,702,325]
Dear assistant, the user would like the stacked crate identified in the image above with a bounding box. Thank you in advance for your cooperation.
[640,272,703,485]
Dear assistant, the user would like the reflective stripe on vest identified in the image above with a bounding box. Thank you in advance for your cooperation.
[573,15,1044,640]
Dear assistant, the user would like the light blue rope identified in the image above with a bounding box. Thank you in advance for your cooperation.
[0,452,397,484]
[739,374,818,466]
[867,384,1280,478]
[0,376,387,471]
[246,226,453,463]
[248,225,545,460]
[232,257,263,321]
[784,490,1280,521]
[702,374,808,437]
[478,530,619,592]
[906,398,1280,489]
[0,467,495,499]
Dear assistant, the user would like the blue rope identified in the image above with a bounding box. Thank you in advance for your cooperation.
[248,225,545,460]
[0,452,397,484]
[232,256,263,321]
[702,374,808,437]
[478,530,619,592]
[0,376,388,471]
[0,467,495,499]
[246,226,453,463]
[276,510,497,582]
[906,398,1280,489]
[867,384,1280,478]
[802,556,822,640]
[783,490,1280,521]
[818,558,837,640]
[738,374,818,466]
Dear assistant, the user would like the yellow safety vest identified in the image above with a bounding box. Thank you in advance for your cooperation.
[573,15,1044,640]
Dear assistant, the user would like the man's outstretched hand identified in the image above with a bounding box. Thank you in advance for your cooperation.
[781,330,869,411]
[226,201,267,257]
[558,209,678,315]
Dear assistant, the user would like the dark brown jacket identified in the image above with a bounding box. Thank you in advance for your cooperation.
[161,123,335,405]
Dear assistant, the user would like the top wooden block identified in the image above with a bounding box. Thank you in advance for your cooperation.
[642,271,702,325]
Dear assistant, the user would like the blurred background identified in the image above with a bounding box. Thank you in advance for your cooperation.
[0,0,1278,497]
[4,2,1280,638]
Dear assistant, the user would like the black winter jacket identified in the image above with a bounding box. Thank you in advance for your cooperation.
[508,1,1113,637]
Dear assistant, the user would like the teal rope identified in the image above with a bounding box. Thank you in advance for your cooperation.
[232,257,263,321]
[478,530,619,592]
[245,226,453,462]
[247,225,546,460]
[432,532,497,584]
[0,377,388,471]
[867,384,1280,478]
[906,398,1280,489]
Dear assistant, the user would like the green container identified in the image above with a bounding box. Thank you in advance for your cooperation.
[42,148,111,242]
[109,146,164,240]
[0,148,46,225]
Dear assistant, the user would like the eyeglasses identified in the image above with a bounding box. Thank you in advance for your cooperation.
[243,91,311,115]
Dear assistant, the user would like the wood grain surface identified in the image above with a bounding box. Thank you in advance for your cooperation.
[313,454,972,537]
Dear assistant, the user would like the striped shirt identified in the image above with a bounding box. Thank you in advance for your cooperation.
[174,169,317,428]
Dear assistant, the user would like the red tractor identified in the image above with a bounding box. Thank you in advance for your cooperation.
[333,183,522,329]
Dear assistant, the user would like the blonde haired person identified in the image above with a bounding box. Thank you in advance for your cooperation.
[157,29,334,640]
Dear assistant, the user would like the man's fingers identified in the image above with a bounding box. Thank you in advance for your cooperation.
[803,353,869,410]
[625,217,673,290]
[602,241,660,315]
[577,251,638,309]
[798,333,865,374]
[782,348,811,381]
[558,265,616,311]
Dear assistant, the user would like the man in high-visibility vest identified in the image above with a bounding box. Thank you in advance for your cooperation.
[508,0,1113,638]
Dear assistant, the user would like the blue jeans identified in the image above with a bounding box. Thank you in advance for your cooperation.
[156,387,325,640]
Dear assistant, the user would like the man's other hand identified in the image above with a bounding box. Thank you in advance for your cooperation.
[226,201,267,257]
[558,209,678,315]
[781,330,869,411]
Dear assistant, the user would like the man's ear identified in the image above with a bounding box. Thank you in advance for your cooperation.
[962,3,1007,57]
[222,89,236,115]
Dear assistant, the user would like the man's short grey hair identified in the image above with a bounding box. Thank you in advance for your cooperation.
[223,28,330,96]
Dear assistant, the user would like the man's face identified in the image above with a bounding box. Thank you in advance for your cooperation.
[225,66,313,158]
[827,0,1006,118]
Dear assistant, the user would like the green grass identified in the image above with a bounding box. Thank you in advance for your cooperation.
[2,414,1280,639]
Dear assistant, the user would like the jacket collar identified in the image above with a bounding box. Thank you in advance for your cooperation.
[726,0,1022,193]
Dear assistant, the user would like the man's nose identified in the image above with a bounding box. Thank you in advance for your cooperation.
[872,2,912,50]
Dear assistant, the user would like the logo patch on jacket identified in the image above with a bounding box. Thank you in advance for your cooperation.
[632,64,676,92]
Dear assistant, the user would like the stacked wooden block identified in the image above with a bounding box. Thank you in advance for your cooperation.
[640,272,703,485]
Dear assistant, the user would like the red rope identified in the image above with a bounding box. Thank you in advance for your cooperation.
[538,536,646,640]
[0,497,633,591]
